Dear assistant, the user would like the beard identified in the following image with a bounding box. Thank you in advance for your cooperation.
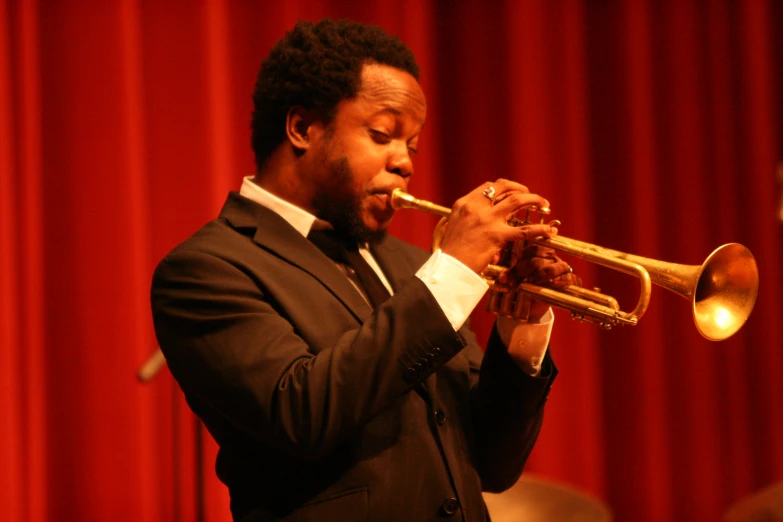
[312,156,388,245]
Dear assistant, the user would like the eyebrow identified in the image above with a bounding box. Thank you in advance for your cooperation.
[369,106,426,131]
[366,104,426,137]
[371,106,403,116]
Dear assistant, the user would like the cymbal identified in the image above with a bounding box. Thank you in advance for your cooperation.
[723,480,783,521]
[482,474,612,522]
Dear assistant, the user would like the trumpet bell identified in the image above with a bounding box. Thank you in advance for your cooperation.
[694,243,759,341]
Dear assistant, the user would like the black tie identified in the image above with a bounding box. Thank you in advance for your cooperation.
[307,229,392,308]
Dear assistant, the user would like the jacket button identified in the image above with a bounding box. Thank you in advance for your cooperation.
[441,497,459,516]
[435,410,447,426]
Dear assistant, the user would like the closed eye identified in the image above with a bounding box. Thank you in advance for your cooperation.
[369,129,391,144]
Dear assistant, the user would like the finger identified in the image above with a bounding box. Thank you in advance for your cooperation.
[473,179,530,201]
[465,180,500,202]
[502,223,558,244]
[490,179,530,201]
[511,257,555,279]
[533,260,573,282]
[514,260,579,287]
[516,244,557,261]
[549,262,582,287]
[462,179,532,207]
[492,192,551,219]
[552,273,580,287]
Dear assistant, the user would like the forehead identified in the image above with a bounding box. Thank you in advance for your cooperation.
[351,63,427,123]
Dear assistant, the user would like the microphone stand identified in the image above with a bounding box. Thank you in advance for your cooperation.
[137,348,166,383]
[137,348,205,522]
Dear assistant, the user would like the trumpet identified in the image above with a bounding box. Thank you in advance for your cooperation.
[390,189,759,341]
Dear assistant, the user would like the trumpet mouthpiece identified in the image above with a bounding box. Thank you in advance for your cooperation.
[390,189,452,217]
[390,189,416,210]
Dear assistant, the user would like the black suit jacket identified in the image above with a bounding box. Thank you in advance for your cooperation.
[151,192,557,522]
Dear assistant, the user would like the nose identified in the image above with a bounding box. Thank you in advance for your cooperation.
[386,144,413,178]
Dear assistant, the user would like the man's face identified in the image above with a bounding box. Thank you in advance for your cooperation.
[309,63,427,243]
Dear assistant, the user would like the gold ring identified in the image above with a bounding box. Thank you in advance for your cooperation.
[482,186,496,203]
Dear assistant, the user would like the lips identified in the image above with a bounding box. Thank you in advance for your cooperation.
[372,193,389,205]
[370,184,406,198]
[369,193,393,214]
[367,185,406,222]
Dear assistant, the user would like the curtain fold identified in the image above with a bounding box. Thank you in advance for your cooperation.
[1,1,781,520]
[2,1,47,521]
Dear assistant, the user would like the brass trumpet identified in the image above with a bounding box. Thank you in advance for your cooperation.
[390,189,759,341]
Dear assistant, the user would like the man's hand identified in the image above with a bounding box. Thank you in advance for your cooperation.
[495,245,581,375]
[497,244,582,322]
[438,179,558,274]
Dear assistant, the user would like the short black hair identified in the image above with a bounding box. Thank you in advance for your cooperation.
[250,19,420,171]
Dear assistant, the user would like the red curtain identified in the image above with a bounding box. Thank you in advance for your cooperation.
[2,1,782,521]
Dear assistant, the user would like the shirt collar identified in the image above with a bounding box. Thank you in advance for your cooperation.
[239,176,316,237]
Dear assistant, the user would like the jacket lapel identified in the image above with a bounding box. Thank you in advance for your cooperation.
[219,193,373,322]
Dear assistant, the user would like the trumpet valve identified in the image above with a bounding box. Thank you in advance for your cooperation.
[522,206,553,226]
[499,287,517,318]
[485,283,510,316]
[512,292,533,322]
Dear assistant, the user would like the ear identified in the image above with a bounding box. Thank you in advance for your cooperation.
[285,106,321,156]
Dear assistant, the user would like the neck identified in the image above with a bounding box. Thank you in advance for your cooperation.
[254,150,317,214]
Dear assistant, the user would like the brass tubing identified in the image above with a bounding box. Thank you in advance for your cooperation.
[392,188,651,327]
[532,236,653,324]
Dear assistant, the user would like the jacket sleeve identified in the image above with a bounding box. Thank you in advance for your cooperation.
[151,247,467,460]
[462,323,557,493]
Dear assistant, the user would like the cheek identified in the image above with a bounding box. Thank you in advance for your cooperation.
[349,143,391,179]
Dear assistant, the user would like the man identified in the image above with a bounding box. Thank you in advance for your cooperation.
[151,19,575,522]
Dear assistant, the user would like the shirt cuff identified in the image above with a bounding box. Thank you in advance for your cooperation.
[496,309,554,375]
[415,249,488,331]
